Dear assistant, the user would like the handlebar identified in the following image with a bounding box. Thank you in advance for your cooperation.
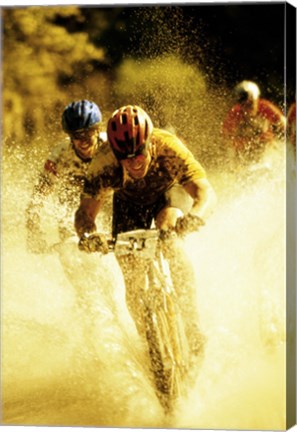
[78,214,204,255]
[78,232,113,254]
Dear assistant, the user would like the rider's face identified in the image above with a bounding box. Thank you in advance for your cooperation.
[70,128,99,159]
[121,152,151,179]
[242,98,259,115]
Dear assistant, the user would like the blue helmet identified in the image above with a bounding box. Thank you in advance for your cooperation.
[62,100,102,132]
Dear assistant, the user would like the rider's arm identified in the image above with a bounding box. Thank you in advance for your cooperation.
[25,170,55,253]
[74,197,102,238]
[221,106,240,140]
[273,115,286,138]
[160,133,217,223]
[74,146,122,239]
[183,177,217,222]
[260,100,286,139]
[26,159,57,222]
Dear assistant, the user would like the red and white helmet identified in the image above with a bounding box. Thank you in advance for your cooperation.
[234,81,260,103]
[107,105,153,160]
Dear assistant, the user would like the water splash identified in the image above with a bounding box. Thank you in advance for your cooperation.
[2,135,290,429]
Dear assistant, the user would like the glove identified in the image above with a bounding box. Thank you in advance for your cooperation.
[175,213,205,235]
[78,232,109,254]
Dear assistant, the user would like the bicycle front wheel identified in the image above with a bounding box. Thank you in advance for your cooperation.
[144,289,190,412]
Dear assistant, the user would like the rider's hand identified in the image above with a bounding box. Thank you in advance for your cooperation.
[78,232,109,254]
[175,213,205,235]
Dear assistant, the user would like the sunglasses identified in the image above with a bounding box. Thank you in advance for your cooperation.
[112,144,149,161]
[70,128,98,140]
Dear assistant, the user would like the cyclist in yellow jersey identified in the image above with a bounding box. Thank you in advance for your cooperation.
[75,105,217,360]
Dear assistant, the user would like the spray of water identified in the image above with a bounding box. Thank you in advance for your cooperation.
[2,127,291,429]
[2,3,294,427]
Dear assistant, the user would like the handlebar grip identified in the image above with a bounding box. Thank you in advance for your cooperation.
[158,214,204,241]
[78,233,110,254]
[175,214,205,235]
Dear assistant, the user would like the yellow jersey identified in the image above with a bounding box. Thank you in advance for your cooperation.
[83,128,206,205]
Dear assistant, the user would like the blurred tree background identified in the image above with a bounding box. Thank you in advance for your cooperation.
[2,3,294,168]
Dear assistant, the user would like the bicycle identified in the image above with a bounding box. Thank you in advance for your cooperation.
[78,215,204,412]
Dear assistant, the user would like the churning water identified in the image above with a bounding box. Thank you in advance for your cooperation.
[1,138,292,430]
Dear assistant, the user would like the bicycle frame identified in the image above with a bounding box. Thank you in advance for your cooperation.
[114,229,190,412]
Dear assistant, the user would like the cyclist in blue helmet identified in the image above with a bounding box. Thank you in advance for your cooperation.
[62,100,103,160]
[62,99,102,131]
[26,100,107,253]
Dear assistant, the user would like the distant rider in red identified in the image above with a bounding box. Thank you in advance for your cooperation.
[222,80,285,164]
